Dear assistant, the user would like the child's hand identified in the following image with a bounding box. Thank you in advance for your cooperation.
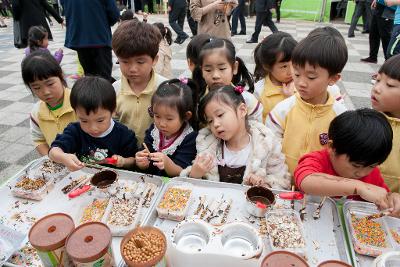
[135,150,150,169]
[149,152,168,170]
[111,155,125,168]
[190,154,214,178]
[358,183,389,209]
[282,81,295,97]
[244,173,268,187]
[63,154,84,171]
[388,192,400,217]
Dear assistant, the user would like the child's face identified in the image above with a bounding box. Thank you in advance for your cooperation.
[371,73,400,118]
[75,107,113,138]
[118,55,158,85]
[201,51,239,90]
[29,77,64,107]
[292,63,340,105]
[329,149,377,179]
[204,99,247,142]
[40,33,49,48]
[153,104,188,138]
[269,60,292,85]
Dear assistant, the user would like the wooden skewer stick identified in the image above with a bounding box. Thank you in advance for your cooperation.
[299,196,307,221]
[291,185,295,210]
[313,196,327,220]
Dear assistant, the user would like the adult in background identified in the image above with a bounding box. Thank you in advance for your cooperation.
[60,0,119,82]
[348,0,372,38]
[275,0,281,23]
[247,0,277,43]
[361,0,394,63]
[190,0,237,39]
[231,0,246,35]
[186,0,197,36]
[168,0,189,44]
[11,0,63,48]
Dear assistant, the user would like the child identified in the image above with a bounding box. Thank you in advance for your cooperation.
[153,22,173,79]
[22,51,76,156]
[371,54,400,192]
[294,109,400,217]
[112,21,167,145]
[253,32,298,121]
[136,79,198,177]
[49,77,138,171]
[181,85,291,189]
[193,37,264,122]
[25,26,63,64]
[266,26,348,174]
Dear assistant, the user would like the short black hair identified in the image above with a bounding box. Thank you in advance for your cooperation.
[21,50,66,88]
[120,10,136,21]
[28,25,48,52]
[378,54,400,80]
[329,108,393,166]
[186,33,212,66]
[292,26,348,76]
[70,76,116,115]
[151,78,199,129]
[253,31,297,81]
[112,21,162,59]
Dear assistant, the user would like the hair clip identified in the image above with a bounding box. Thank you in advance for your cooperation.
[234,85,244,94]
[179,77,188,84]
[148,106,154,118]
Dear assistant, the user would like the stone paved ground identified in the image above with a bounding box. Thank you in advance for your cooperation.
[0,14,385,184]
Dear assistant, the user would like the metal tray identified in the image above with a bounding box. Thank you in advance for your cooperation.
[0,161,165,266]
[343,200,400,267]
[119,177,350,267]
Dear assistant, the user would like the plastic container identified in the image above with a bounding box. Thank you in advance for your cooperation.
[317,260,352,267]
[66,222,115,267]
[11,174,54,201]
[347,210,392,257]
[266,209,306,256]
[79,198,109,224]
[261,250,309,267]
[385,216,400,248]
[102,196,143,236]
[171,219,263,259]
[156,182,193,221]
[121,226,167,267]
[29,213,75,267]
[32,159,68,182]
[372,251,400,267]
[0,224,26,266]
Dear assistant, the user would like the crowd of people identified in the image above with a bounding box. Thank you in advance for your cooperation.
[4,0,400,219]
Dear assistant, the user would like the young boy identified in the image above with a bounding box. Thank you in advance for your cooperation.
[112,21,167,145]
[266,26,348,174]
[294,109,400,217]
[49,77,138,171]
[371,54,400,192]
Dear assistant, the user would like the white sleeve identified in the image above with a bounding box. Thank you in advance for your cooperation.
[264,95,296,141]
[30,103,46,145]
[242,91,264,123]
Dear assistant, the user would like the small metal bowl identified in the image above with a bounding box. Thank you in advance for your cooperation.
[172,221,210,253]
[245,186,275,217]
[90,170,118,197]
[220,222,262,259]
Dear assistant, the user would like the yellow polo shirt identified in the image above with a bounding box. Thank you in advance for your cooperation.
[379,114,400,192]
[266,92,347,174]
[114,71,167,145]
[255,76,288,123]
[30,88,76,147]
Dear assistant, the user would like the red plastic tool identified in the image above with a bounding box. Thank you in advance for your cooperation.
[104,157,117,164]
[68,185,91,198]
[278,191,304,200]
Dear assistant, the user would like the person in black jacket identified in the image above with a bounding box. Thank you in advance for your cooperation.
[247,0,277,43]
[12,0,63,48]
[169,0,189,44]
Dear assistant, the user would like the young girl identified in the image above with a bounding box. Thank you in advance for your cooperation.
[153,22,173,79]
[193,37,263,122]
[25,26,63,64]
[22,50,76,156]
[190,0,237,39]
[136,78,198,177]
[253,32,297,122]
[371,54,400,193]
[181,85,290,188]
